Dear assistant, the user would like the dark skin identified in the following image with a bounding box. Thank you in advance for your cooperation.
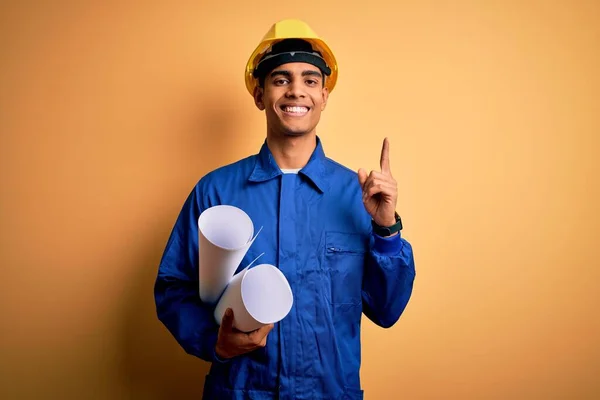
[215,308,274,359]
[254,62,329,169]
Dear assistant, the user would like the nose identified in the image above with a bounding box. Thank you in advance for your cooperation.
[285,79,305,99]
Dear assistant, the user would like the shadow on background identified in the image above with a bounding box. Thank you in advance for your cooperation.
[118,92,248,399]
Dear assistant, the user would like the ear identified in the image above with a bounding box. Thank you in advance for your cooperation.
[321,86,329,111]
[254,86,265,110]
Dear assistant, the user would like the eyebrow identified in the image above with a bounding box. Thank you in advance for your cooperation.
[302,70,323,79]
[270,69,323,79]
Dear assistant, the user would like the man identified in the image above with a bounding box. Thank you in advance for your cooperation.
[154,19,416,399]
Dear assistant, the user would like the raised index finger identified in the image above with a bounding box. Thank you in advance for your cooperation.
[380,137,391,175]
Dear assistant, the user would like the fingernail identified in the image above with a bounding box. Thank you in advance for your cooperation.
[226,309,232,317]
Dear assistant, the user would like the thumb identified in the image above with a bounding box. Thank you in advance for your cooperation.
[221,308,234,330]
[357,168,368,189]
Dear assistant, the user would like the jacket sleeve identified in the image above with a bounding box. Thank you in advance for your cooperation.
[362,232,416,328]
[154,184,220,363]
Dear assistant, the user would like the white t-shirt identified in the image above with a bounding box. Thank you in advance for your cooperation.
[281,168,301,174]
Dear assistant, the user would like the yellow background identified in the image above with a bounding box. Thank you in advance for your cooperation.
[1,1,598,399]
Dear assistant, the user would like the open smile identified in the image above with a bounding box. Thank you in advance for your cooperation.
[280,105,310,117]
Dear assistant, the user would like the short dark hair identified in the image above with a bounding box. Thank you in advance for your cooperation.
[255,39,330,89]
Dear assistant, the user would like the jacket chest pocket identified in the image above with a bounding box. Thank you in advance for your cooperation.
[324,231,367,306]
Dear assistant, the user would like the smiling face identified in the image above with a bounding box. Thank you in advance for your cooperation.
[254,62,329,138]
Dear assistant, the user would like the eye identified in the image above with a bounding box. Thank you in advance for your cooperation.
[306,79,318,86]
[274,78,289,85]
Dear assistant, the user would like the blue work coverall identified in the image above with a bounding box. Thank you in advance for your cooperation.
[154,137,416,399]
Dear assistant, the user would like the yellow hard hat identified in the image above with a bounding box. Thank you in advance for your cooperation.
[245,19,338,96]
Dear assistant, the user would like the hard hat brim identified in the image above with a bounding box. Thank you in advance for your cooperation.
[245,37,338,96]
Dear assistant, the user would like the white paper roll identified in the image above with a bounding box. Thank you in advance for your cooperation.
[197,205,261,304]
[214,264,294,333]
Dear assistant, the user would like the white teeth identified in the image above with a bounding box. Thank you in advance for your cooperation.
[284,106,308,113]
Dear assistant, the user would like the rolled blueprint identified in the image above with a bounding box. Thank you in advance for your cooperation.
[197,205,262,304]
[214,264,293,332]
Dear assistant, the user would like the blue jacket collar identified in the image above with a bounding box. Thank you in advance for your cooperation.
[248,136,328,193]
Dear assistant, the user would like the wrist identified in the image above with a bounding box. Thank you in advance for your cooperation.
[213,344,228,363]
[379,217,396,226]
[215,344,231,360]
[371,212,403,237]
